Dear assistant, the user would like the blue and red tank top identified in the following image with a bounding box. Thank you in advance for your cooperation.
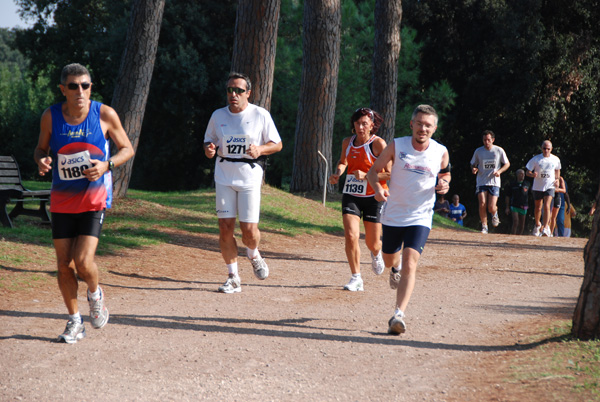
[49,100,112,213]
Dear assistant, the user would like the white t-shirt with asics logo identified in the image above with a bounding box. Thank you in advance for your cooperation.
[204,104,281,187]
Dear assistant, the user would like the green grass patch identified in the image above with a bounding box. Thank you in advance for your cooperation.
[508,321,600,400]
[1,182,471,254]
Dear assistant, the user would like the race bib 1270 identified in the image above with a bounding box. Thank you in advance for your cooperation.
[343,175,368,196]
[57,150,91,181]
[222,135,250,156]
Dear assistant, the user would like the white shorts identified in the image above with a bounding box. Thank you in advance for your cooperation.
[215,182,261,223]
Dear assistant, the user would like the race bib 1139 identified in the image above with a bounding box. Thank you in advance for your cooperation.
[343,175,368,196]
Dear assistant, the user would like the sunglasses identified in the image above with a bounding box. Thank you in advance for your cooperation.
[227,87,246,94]
[355,107,374,119]
[66,82,91,90]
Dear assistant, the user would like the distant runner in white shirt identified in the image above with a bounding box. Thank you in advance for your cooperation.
[470,130,510,234]
[525,140,561,237]
[367,104,451,336]
[204,72,282,294]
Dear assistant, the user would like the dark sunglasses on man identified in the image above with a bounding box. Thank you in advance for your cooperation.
[226,87,246,94]
[66,82,92,90]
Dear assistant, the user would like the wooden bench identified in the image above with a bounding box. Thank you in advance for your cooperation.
[0,155,51,228]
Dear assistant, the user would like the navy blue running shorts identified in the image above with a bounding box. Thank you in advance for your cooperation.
[382,225,431,255]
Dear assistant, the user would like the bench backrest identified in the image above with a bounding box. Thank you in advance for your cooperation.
[0,156,26,192]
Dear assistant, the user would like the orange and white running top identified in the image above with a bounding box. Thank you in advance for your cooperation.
[344,135,388,197]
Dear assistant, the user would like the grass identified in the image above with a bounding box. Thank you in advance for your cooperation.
[508,321,600,401]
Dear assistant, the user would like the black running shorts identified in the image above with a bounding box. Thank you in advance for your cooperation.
[51,210,105,239]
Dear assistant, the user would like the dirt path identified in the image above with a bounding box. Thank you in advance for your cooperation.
[0,227,586,401]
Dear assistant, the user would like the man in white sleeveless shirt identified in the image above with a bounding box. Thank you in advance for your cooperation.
[367,105,451,335]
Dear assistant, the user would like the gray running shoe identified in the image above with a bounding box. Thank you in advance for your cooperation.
[218,274,241,293]
[343,276,364,292]
[371,252,385,275]
[491,213,500,227]
[250,256,269,280]
[389,266,401,290]
[88,286,109,329]
[388,313,406,335]
[58,319,86,344]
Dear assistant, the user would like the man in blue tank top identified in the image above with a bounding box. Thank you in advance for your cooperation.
[34,63,134,343]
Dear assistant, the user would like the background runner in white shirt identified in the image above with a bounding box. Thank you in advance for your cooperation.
[526,140,561,237]
[470,130,510,233]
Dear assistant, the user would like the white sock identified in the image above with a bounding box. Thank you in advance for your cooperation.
[69,312,82,323]
[227,262,238,276]
[88,288,101,301]
[352,273,361,279]
[394,308,404,317]
[247,248,260,260]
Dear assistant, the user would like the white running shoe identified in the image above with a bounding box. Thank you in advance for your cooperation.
[542,226,552,237]
[343,276,364,292]
[371,252,385,275]
[58,319,86,344]
[387,313,406,335]
[389,266,402,290]
[218,274,241,293]
[481,224,488,234]
[532,225,541,237]
[250,256,269,280]
[87,286,109,329]
[491,213,500,227]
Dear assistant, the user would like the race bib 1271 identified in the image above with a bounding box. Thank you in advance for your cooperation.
[222,135,250,156]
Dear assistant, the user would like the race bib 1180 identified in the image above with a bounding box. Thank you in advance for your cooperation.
[57,150,91,181]
[343,175,368,196]
[222,135,250,156]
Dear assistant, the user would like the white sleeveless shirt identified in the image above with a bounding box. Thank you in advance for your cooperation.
[381,136,448,228]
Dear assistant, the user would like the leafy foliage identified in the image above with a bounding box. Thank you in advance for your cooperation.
[0,60,53,178]
[270,0,454,189]
[403,0,600,234]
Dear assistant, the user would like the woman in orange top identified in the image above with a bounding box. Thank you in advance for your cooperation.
[329,108,391,291]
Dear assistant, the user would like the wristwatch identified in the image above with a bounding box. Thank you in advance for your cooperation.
[108,160,115,171]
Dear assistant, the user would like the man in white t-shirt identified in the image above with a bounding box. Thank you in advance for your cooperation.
[367,105,450,335]
[470,130,510,234]
[204,72,282,293]
[526,140,561,237]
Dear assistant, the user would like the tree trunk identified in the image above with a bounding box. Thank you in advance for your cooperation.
[290,0,341,193]
[573,185,600,339]
[370,0,402,144]
[231,0,281,111]
[111,0,165,198]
